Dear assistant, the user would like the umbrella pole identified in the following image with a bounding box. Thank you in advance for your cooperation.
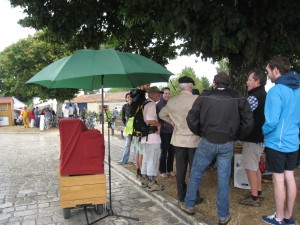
[88,108,139,224]
[101,86,105,134]
[88,81,138,225]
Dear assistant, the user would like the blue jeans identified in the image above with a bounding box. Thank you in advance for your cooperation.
[119,135,132,163]
[185,138,233,220]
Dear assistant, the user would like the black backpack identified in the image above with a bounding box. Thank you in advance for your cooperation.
[128,89,146,117]
[129,88,158,137]
[132,100,151,137]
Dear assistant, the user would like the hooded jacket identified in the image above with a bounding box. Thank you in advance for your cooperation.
[263,71,300,152]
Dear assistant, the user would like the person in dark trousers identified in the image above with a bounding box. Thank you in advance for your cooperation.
[156,87,175,178]
[181,73,254,225]
[238,69,267,207]
[159,76,202,203]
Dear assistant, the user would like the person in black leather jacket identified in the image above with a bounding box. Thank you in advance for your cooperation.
[180,73,254,225]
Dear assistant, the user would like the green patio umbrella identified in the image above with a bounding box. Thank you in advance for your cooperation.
[26,50,173,222]
[26,49,173,89]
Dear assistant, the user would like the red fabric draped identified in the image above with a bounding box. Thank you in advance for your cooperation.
[59,118,105,175]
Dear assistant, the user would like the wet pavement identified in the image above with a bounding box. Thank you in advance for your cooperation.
[0,128,206,225]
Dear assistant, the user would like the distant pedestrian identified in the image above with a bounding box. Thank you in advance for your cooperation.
[63,106,69,118]
[21,106,30,128]
[13,111,19,126]
[29,108,35,128]
[69,105,74,117]
[34,107,39,119]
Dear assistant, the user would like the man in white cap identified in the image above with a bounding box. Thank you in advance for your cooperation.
[140,86,164,191]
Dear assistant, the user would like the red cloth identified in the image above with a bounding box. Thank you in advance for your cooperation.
[59,118,105,176]
[29,109,35,119]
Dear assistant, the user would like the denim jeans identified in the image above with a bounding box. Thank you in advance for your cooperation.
[174,146,196,202]
[159,133,174,174]
[119,134,132,163]
[185,138,233,220]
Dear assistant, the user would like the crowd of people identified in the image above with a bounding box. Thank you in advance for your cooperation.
[17,102,104,130]
[116,56,300,225]
[14,55,299,225]
[16,106,56,128]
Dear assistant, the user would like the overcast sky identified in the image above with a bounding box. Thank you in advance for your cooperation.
[0,0,35,52]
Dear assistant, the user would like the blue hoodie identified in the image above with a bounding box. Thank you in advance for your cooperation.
[263,71,300,152]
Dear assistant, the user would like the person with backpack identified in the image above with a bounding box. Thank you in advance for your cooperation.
[129,84,150,180]
[139,86,164,191]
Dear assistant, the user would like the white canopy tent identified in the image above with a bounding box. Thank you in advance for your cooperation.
[12,97,26,110]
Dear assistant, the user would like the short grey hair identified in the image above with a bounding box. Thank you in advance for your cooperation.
[179,83,193,91]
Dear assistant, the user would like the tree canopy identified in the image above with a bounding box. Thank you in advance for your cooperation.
[0,32,78,102]
[168,67,204,96]
[9,0,300,93]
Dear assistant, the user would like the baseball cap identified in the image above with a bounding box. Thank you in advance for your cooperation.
[178,76,195,85]
[148,86,164,94]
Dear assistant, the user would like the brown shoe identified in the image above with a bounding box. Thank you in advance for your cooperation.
[219,215,231,225]
[238,196,260,207]
[243,191,264,201]
[180,203,195,215]
[146,180,164,192]
[141,177,149,188]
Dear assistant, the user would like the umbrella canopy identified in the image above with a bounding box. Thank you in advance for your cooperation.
[26,49,173,90]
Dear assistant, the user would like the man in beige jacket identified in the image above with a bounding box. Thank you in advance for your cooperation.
[159,76,202,203]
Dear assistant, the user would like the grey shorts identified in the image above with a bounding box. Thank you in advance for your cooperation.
[141,143,161,176]
[241,142,264,171]
[133,136,143,154]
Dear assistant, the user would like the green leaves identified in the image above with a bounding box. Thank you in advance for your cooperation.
[0,32,78,102]
[7,0,300,93]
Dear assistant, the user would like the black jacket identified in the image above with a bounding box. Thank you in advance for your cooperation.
[187,88,254,144]
[244,85,266,143]
[121,103,131,125]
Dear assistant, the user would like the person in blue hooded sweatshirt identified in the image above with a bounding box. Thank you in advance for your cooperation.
[262,56,300,225]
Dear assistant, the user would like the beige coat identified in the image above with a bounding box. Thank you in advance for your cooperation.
[159,91,201,148]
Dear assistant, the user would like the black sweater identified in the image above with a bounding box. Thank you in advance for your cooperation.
[244,85,266,143]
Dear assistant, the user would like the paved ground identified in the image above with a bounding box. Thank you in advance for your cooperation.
[0,128,205,225]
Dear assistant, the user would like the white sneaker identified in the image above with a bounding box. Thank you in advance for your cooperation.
[160,173,169,178]
[169,171,176,177]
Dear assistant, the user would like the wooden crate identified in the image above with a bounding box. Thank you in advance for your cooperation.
[59,173,106,208]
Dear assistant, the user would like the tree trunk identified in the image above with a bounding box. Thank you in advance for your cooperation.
[57,101,63,118]
[228,54,261,96]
